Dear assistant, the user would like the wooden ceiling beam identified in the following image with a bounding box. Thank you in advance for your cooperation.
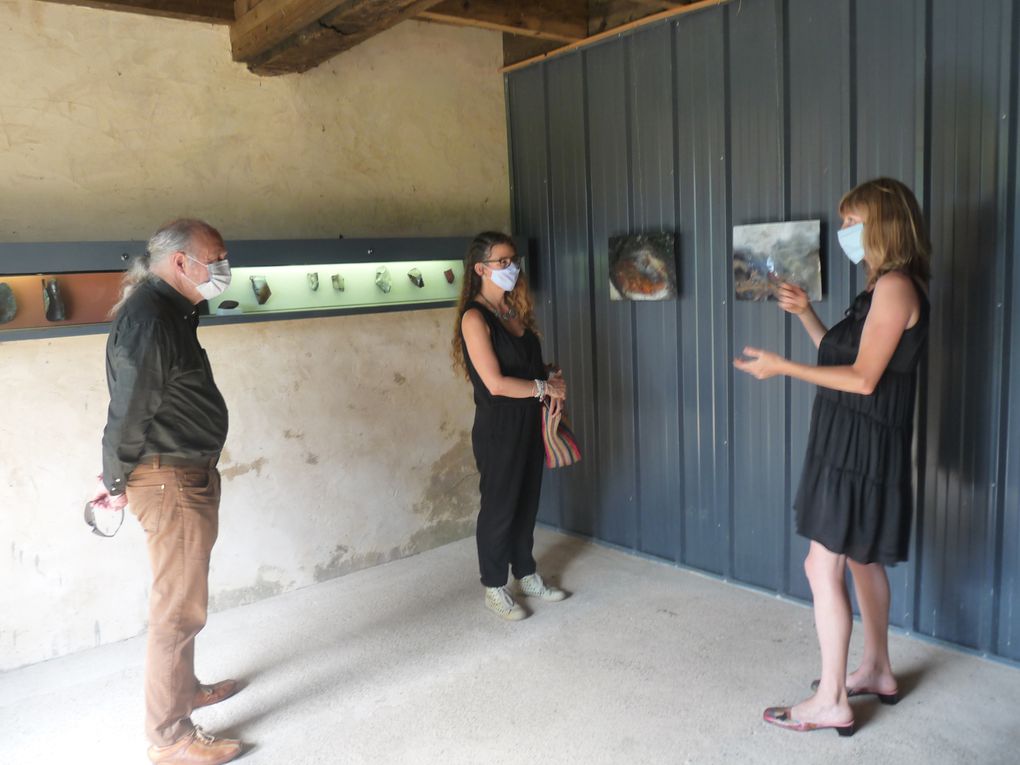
[419,0,586,44]
[230,0,348,62]
[232,0,444,75]
[38,0,234,25]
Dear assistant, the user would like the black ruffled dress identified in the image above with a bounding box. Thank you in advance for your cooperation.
[794,281,929,564]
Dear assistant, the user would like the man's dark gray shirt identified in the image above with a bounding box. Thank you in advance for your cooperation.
[102,278,228,495]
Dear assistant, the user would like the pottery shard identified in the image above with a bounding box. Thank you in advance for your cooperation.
[407,268,424,288]
[42,277,66,321]
[307,272,319,291]
[332,274,345,292]
[250,276,272,304]
[444,268,455,284]
[375,266,392,294]
[0,283,16,323]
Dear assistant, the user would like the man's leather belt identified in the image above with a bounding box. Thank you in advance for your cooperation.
[146,454,219,469]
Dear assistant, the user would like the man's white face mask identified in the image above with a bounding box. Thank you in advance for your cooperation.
[185,255,232,300]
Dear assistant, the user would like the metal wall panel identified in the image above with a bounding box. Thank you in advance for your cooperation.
[546,55,598,536]
[627,24,683,561]
[674,9,731,574]
[919,0,1014,652]
[727,0,788,589]
[586,41,640,549]
[506,0,1020,662]
[998,1,1020,661]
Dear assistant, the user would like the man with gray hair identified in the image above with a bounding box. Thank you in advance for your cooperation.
[91,219,245,764]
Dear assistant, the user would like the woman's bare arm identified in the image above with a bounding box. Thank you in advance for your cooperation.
[735,272,919,394]
[461,309,566,399]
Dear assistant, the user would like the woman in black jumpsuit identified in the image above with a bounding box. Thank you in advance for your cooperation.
[735,178,931,735]
[453,232,568,620]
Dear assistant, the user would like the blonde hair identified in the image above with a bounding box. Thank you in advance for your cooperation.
[450,232,538,380]
[839,178,931,288]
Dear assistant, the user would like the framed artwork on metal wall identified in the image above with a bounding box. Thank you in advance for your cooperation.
[733,220,822,302]
[608,232,679,301]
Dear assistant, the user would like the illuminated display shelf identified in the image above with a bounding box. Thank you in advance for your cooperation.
[0,237,522,343]
[217,260,463,319]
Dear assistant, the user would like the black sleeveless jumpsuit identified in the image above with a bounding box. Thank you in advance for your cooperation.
[794,279,930,564]
[461,300,548,587]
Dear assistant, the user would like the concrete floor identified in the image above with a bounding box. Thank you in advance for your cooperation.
[2,529,1018,764]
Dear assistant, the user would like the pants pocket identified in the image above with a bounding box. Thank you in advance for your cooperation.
[128,482,168,534]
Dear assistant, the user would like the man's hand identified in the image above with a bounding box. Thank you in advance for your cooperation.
[91,475,128,511]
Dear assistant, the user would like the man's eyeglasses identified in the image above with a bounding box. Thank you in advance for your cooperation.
[481,255,519,270]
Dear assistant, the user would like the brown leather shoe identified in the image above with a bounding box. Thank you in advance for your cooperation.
[193,679,242,710]
[147,726,243,764]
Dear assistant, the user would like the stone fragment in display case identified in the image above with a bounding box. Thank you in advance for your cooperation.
[444,268,455,284]
[375,266,392,294]
[216,299,242,316]
[331,274,345,292]
[307,272,319,291]
[42,277,66,321]
[0,283,16,323]
[407,268,424,288]
[250,276,272,304]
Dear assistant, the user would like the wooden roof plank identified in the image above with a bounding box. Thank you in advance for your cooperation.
[39,0,235,24]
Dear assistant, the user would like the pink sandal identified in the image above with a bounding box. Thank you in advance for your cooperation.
[763,706,855,736]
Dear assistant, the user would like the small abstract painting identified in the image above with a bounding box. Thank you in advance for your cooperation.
[733,220,822,301]
[608,233,678,301]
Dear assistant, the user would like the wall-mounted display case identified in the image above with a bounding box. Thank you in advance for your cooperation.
[0,237,521,342]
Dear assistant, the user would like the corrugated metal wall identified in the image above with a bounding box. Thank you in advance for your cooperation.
[506,0,1020,662]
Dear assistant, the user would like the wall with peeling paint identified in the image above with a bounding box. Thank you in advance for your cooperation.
[0,1,507,670]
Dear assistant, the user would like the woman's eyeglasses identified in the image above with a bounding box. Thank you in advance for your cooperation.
[481,255,519,270]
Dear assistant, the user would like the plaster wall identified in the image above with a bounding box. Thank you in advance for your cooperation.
[0,0,508,670]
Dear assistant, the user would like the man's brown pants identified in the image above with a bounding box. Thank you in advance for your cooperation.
[128,462,221,747]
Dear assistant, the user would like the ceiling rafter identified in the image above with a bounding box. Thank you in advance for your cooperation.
[418,1,586,44]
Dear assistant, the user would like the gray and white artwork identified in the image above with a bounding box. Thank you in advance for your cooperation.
[307,272,319,291]
[733,220,821,302]
[331,273,345,292]
[608,233,678,301]
[407,268,424,288]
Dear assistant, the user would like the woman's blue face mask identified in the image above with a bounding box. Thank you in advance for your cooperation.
[837,223,866,264]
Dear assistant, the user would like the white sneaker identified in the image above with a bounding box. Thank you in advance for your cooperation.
[485,586,527,620]
[517,573,567,602]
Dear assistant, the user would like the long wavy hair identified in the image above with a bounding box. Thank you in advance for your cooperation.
[839,178,931,289]
[451,231,538,380]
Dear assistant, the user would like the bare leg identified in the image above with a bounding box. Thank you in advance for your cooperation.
[790,541,854,725]
[846,559,897,694]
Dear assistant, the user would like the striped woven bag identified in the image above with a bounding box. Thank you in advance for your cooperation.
[541,402,582,469]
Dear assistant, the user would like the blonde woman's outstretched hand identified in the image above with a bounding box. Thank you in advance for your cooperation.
[733,346,785,380]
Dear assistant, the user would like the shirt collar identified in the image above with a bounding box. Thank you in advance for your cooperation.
[151,277,199,321]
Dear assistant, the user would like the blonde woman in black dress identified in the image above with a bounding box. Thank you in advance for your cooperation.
[734,178,931,735]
